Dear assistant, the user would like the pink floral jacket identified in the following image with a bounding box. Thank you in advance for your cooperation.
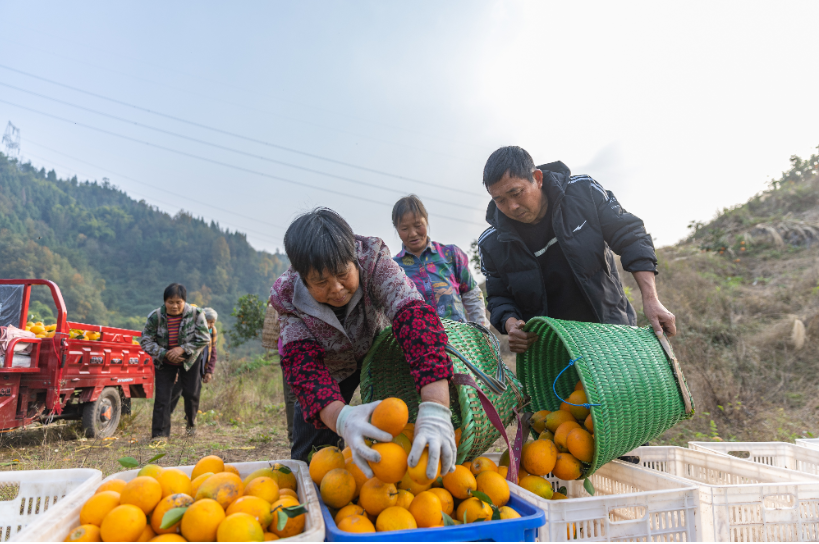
[270,235,452,427]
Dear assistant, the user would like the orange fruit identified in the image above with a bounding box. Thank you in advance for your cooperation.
[529,410,552,434]
[223,464,240,476]
[272,464,297,491]
[376,506,418,532]
[470,456,497,476]
[263,532,278,541]
[121,477,162,515]
[64,524,101,542]
[539,430,555,442]
[100,504,146,542]
[359,478,398,516]
[498,466,509,479]
[398,471,432,495]
[545,411,576,433]
[553,452,583,480]
[242,468,276,488]
[342,446,352,460]
[520,475,554,500]
[454,428,462,446]
[552,492,568,500]
[270,496,305,538]
[345,458,368,499]
[476,470,510,507]
[456,497,492,524]
[371,397,409,437]
[309,447,345,485]
[584,414,594,433]
[560,390,590,420]
[80,490,120,526]
[195,473,244,509]
[337,515,375,533]
[368,442,408,484]
[137,525,156,542]
[392,433,412,456]
[442,465,477,499]
[137,464,165,480]
[522,439,557,476]
[499,449,510,467]
[151,493,194,535]
[395,489,414,509]
[190,472,214,497]
[320,468,356,509]
[408,491,444,528]
[181,498,225,542]
[227,496,274,531]
[428,487,454,516]
[575,380,584,391]
[334,503,366,525]
[567,427,595,463]
[400,423,415,442]
[406,448,440,486]
[192,455,224,480]
[245,476,280,504]
[96,479,127,495]
[499,506,521,519]
[279,488,298,499]
[216,512,264,542]
[148,535,186,542]
[156,468,193,498]
[554,421,582,453]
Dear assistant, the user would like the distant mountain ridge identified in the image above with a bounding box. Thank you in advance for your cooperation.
[0,152,289,329]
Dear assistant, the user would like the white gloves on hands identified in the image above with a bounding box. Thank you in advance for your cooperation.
[408,401,457,480]
[336,401,393,478]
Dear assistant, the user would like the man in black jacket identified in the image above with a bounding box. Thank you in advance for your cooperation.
[478,146,676,353]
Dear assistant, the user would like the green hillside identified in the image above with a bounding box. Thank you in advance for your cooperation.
[0,152,289,330]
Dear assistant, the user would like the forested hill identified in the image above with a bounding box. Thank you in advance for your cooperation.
[0,153,289,330]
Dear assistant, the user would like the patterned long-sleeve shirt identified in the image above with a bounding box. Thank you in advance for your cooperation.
[394,240,481,323]
[139,304,211,371]
[270,235,453,428]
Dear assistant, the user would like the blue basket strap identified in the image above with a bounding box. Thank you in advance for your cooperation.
[552,356,602,408]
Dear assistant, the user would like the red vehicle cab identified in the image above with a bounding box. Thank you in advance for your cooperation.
[0,279,154,437]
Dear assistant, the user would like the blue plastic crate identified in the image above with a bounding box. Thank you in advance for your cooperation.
[320,486,546,542]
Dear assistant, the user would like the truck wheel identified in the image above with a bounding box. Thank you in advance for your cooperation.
[82,387,121,438]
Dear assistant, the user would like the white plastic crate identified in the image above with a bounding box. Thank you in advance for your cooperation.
[484,452,698,542]
[690,441,819,475]
[13,459,323,542]
[625,445,819,542]
[0,468,101,542]
[796,438,819,451]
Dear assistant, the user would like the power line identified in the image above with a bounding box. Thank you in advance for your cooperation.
[0,80,483,210]
[0,64,486,197]
[0,98,489,228]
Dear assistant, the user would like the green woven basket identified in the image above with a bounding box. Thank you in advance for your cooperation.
[361,319,527,464]
[518,317,694,476]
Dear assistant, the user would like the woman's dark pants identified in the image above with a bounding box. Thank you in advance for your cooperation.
[152,356,202,438]
[291,370,360,462]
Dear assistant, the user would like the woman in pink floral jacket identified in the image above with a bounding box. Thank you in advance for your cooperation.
[270,208,456,481]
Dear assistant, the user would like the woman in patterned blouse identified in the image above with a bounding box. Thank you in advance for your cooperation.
[392,195,489,326]
[270,208,457,481]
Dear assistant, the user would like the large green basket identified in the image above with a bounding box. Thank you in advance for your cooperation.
[361,320,527,464]
[518,317,694,476]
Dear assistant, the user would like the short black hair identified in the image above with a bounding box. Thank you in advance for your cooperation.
[284,207,357,281]
[391,195,429,228]
[483,146,536,188]
[163,283,187,301]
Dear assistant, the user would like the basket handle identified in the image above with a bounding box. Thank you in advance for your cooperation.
[452,373,524,485]
[657,334,694,415]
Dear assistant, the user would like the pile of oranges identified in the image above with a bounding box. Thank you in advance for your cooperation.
[311,397,521,534]
[64,455,305,542]
[500,380,595,501]
[24,321,103,341]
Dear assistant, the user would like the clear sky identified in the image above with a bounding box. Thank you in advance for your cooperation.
[1,1,818,260]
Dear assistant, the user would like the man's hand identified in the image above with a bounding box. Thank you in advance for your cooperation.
[165,347,186,363]
[632,271,676,337]
[505,317,538,354]
[203,372,213,384]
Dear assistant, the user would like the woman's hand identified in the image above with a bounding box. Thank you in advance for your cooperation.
[333,402,393,478]
[165,347,186,363]
[203,372,213,384]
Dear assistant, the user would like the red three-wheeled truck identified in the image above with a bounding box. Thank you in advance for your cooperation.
[0,279,155,437]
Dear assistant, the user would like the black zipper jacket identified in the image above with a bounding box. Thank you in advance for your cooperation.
[478,161,657,333]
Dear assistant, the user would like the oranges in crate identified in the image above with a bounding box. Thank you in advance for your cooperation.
[65,456,306,542]
[314,396,520,534]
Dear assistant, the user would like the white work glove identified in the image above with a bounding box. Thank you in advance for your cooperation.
[336,401,393,478]
[408,401,457,480]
